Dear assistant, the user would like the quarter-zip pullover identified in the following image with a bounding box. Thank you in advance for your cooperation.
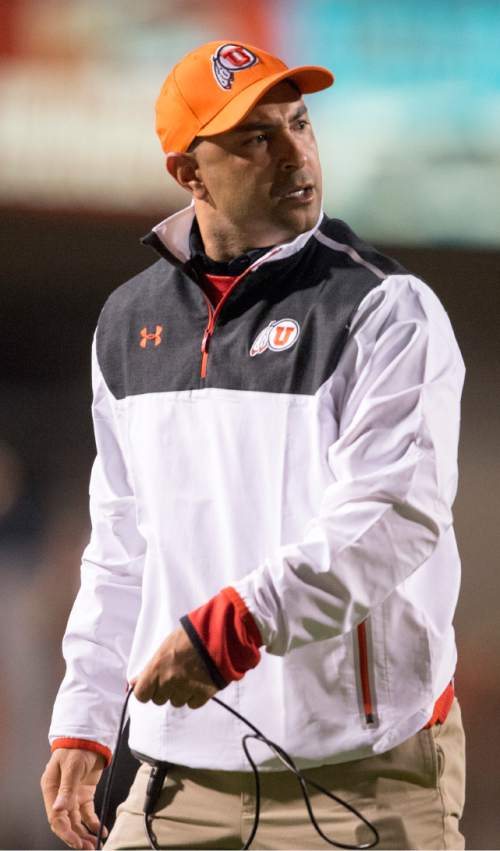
[49,205,465,771]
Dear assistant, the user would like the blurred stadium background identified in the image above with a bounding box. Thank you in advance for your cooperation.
[0,1,499,848]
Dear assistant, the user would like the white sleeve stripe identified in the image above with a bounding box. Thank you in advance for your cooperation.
[314,230,386,281]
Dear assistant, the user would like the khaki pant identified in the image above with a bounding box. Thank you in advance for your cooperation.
[105,699,465,850]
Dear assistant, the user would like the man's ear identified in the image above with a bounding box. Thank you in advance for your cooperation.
[165,152,206,199]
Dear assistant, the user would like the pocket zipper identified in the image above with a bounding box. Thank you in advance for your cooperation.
[356,620,376,725]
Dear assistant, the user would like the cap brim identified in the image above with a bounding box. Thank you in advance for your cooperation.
[197,65,334,139]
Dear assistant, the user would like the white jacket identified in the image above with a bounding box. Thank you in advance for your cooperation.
[49,207,465,770]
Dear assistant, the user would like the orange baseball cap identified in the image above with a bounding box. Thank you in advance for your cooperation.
[156,40,334,154]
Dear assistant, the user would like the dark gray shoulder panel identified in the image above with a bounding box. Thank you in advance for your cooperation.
[96,259,208,399]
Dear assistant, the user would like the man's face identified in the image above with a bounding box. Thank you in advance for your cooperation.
[191,81,323,247]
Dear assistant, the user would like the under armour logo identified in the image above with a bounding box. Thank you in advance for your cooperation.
[139,325,163,348]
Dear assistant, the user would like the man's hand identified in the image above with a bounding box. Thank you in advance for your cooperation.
[133,625,218,708]
[41,748,106,850]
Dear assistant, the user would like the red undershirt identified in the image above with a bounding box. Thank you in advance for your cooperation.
[201,273,238,308]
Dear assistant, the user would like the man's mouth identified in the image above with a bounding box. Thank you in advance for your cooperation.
[280,184,314,201]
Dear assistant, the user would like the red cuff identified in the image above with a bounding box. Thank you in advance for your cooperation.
[183,586,263,686]
[51,737,112,768]
[424,681,455,729]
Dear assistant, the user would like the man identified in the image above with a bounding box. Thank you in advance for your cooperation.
[41,41,466,850]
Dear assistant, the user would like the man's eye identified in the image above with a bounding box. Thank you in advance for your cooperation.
[245,133,269,145]
[296,120,309,130]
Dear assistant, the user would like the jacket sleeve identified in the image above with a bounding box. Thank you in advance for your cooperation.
[49,336,146,752]
[182,274,465,672]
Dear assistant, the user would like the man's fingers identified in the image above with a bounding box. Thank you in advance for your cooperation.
[133,669,158,703]
[53,785,77,813]
[52,754,86,812]
[81,800,106,838]
[134,674,214,708]
[168,689,191,708]
[187,691,211,709]
[41,762,80,846]
[49,805,100,850]
[70,807,98,850]
[134,670,179,705]
[48,801,102,850]
[168,686,213,709]
[133,624,221,708]
[50,809,85,849]
[41,769,61,822]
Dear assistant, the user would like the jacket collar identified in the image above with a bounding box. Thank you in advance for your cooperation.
[143,201,325,271]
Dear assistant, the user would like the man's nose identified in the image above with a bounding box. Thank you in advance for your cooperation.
[278,132,307,170]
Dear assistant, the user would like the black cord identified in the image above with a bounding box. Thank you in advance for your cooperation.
[145,812,160,848]
[98,688,379,850]
[212,696,379,851]
[96,686,134,850]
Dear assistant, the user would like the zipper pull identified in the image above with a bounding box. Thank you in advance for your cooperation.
[201,327,211,354]
[201,326,212,379]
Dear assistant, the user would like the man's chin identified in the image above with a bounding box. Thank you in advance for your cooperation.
[278,202,322,239]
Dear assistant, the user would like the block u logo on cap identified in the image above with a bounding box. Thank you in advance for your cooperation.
[212,43,259,91]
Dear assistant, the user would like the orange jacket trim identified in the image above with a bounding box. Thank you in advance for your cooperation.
[424,681,455,729]
[51,737,112,767]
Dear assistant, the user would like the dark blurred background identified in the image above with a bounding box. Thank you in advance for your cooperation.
[1,1,499,848]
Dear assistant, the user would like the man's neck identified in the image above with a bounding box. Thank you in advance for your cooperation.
[194,204,291,262]
[199,225,265,262]
[189,217,273,276]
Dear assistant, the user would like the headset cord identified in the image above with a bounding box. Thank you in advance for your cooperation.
[96,686,134,850]
[212,696,379,851]
[97,687,379,850]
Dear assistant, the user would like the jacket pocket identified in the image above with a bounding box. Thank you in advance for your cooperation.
[355,619,378,727]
